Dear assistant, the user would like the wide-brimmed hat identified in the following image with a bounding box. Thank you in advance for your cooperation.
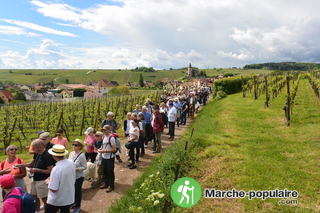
[48,144,68,156]
[95,131,104,136]
[84,127,94,135]
[73,138,84,147]
[0,174,15,188]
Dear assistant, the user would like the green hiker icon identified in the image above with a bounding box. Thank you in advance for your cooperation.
[171,177,201,208]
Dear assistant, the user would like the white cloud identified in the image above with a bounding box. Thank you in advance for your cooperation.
[0,25,40,36]
[112,48,130,58]
[154,49,170,61]
[0,19,77,37]
[2,0,320,69]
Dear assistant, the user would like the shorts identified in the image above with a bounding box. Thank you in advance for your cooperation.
[31,180,49,199]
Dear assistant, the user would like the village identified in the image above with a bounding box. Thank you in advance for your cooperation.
[0,64,221,104]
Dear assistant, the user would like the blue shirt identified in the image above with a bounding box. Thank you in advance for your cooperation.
[141,112,151,124]
[173,101,182,110]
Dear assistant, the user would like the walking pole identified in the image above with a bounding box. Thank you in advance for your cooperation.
[192,187,194,204]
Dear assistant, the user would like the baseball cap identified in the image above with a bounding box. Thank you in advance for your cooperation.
[0,175,15,189]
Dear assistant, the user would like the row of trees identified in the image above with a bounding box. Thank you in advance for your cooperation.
[243,62,320,71]
[131,67,156,72]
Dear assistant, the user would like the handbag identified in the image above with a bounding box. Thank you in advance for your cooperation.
[95,152,102,165]
[125,141,133,149]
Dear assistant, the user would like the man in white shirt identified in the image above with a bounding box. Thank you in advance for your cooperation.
[98,125,117,193]
[167,102,177,141]
[45,145,75,213]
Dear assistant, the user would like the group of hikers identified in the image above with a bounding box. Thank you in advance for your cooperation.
[0,87,211,213]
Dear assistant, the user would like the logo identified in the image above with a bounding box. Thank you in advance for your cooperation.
[170,177,201,207]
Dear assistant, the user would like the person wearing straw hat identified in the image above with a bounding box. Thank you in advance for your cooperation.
[68,139,87,213]
[45,145,76,213]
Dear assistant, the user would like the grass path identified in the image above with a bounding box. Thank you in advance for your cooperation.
[187,78,320,212]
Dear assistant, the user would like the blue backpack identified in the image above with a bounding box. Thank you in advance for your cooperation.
[6,187,37,213]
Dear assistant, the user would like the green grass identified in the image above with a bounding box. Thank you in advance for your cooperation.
[0,69,186,85]
[187,78,320,212]
[0,68,272,85]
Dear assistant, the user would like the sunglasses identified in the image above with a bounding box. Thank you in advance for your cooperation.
[72,144,80,147]
[10,148,18,151]
[56,134,62,136]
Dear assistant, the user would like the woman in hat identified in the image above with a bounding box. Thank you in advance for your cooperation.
[68,139,87,213]
[84,127,97,163]
[0,145,27,196]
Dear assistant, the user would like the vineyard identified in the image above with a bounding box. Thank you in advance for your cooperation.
[107,71,320,212]
[0,90,161,153]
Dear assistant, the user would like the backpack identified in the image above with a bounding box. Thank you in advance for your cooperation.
[161,112,168,125]
[108,133,122,153]
[6,187,36,213]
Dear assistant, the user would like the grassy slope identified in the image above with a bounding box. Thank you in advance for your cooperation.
[0,68,272,85]
[0,69,186,85]
[186,78,320,212]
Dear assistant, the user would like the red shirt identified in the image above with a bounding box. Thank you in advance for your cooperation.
[153,112,164,133]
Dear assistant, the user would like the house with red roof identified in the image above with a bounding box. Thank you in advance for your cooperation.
[94,79,119,93]
[0,90,14,104]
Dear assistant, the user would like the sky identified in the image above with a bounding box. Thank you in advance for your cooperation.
[0,0,319,70]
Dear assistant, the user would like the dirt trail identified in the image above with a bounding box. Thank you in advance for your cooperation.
[81,116,195,213]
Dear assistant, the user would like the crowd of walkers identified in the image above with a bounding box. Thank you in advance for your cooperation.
[0,87,211,213]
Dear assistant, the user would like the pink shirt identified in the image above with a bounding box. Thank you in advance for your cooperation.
[0,158,25,176]
[85,134,96,153]
[2,187,23,213]
[51,137,68,148]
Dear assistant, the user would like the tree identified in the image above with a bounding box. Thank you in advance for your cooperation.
[65,79,70,84]
[139,74,145,87]
[154,80,163,88]
[14,91,27,101]
[51,81,54,88]
[73,89,86,97]
[0,97,4,104]
[0,81,3,87]
[108,86,130,94]
[191,69,195,77]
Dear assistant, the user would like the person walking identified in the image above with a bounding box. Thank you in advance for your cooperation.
[180,98,189,125]
[98,125,117,193]
[68,139,87,213]
[84,127,97,163]
[45,145,76,213]
[152,105,164,153]
[127,119,139,169]
[100,112,123,162]
[167,102,177,141]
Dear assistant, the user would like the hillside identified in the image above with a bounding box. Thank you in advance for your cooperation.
[0,68,273,85]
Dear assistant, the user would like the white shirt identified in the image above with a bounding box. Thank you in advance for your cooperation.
[129,126,139,142]
[101,135,116,159]
[168,106,177,122]
[47,159,76,206]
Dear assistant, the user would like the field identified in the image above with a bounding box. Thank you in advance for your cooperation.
[0,69,185,85]
[0,68,273,85]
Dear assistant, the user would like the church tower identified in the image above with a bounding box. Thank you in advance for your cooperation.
[186,63,192,77]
